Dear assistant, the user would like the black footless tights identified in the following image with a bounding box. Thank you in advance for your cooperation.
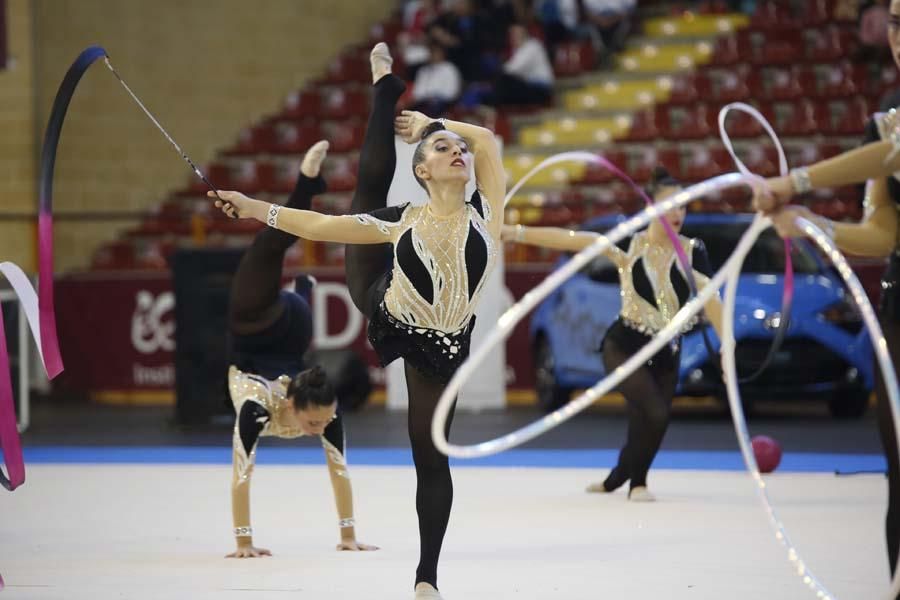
[601,336,678,492]
[341,73,457,590]
[228,173,324,335]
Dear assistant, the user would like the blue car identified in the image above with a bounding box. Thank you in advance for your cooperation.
[529,213,874,418]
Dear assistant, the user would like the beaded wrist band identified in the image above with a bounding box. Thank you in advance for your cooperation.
[234,526,252,537]
[789,167,812,195]
[338,518,356,528]
[266,204,282,228]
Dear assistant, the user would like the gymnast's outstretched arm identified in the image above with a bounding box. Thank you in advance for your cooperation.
[500,224,627,267]
[209,190,398,245]
[755,139,900,213]
[769,176,897,258]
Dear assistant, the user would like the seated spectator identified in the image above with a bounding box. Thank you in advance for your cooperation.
[399,0,444,79]
[487,24,554,107]
[406,0,442,35]
[427,0,493,81]
[538,0,634,64]
[409,43,462,115]
[537,0,579,56]
[581,0,636,59]
[489,0,537,38]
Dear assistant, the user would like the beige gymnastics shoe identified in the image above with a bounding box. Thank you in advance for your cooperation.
[300,140,329,178]
[627,486,656,502]
[414,582,444,599]
[370,42,394,84]
[585,481,611,493]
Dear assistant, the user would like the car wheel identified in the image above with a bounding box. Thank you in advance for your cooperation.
[829,388,870,419]
[534,336,573,413]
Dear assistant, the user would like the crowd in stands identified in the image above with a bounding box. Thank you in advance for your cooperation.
[397,0,639,114]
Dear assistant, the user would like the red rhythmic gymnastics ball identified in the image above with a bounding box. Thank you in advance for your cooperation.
[752,435,782,473]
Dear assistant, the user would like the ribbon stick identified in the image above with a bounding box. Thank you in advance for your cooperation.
[2,44,230,491]
[0,46,108,491]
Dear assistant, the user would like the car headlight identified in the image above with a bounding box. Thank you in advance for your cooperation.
[818,298,863,334]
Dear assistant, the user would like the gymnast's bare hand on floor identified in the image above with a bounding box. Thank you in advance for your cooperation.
[336,539,380,552]
[226,544,272,558]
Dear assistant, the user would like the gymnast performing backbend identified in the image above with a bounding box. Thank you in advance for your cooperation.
[225,140,377,559]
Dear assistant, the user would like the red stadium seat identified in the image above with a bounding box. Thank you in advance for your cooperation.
[629,146,681,183]
[800,0,833,26]
[623,109,660,142]
[655,105,712,140]
[830,97,870,135]
[270,161,302,194]
[667,73,700,105]
[712,69,750,102]
[129,217,190,238]
[709,36,741,67]
[324,49,370,85]
[282,89,322,120]
[320,87,369,120]
[775,99,818,136]
[180,162,231,195]
[223,125,277,156]
[269,120,322,154]
[750,2,800,32]
[553,41,595,78]
[579,150,627,184]
[766,67,805,101]
[369,19,403,47]
[737,144,780,177]
[682,144,728,181]
[321,120,366,153]
[91,241,137,271]
[134,240,173,270]
[718,105,765,138]
[323,155,359,193]
[696,0,729,14]
[754,36,803,66]
[229,160,276,194]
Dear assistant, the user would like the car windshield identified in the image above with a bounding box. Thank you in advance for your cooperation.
[580,219,821,274]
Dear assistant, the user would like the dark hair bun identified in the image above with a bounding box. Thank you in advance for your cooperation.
[420,120,447,142]
[288,365,335,410]
[306,365,328,388]
[650,165,672,185]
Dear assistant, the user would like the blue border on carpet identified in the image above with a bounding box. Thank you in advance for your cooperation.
[5,446,887,473]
